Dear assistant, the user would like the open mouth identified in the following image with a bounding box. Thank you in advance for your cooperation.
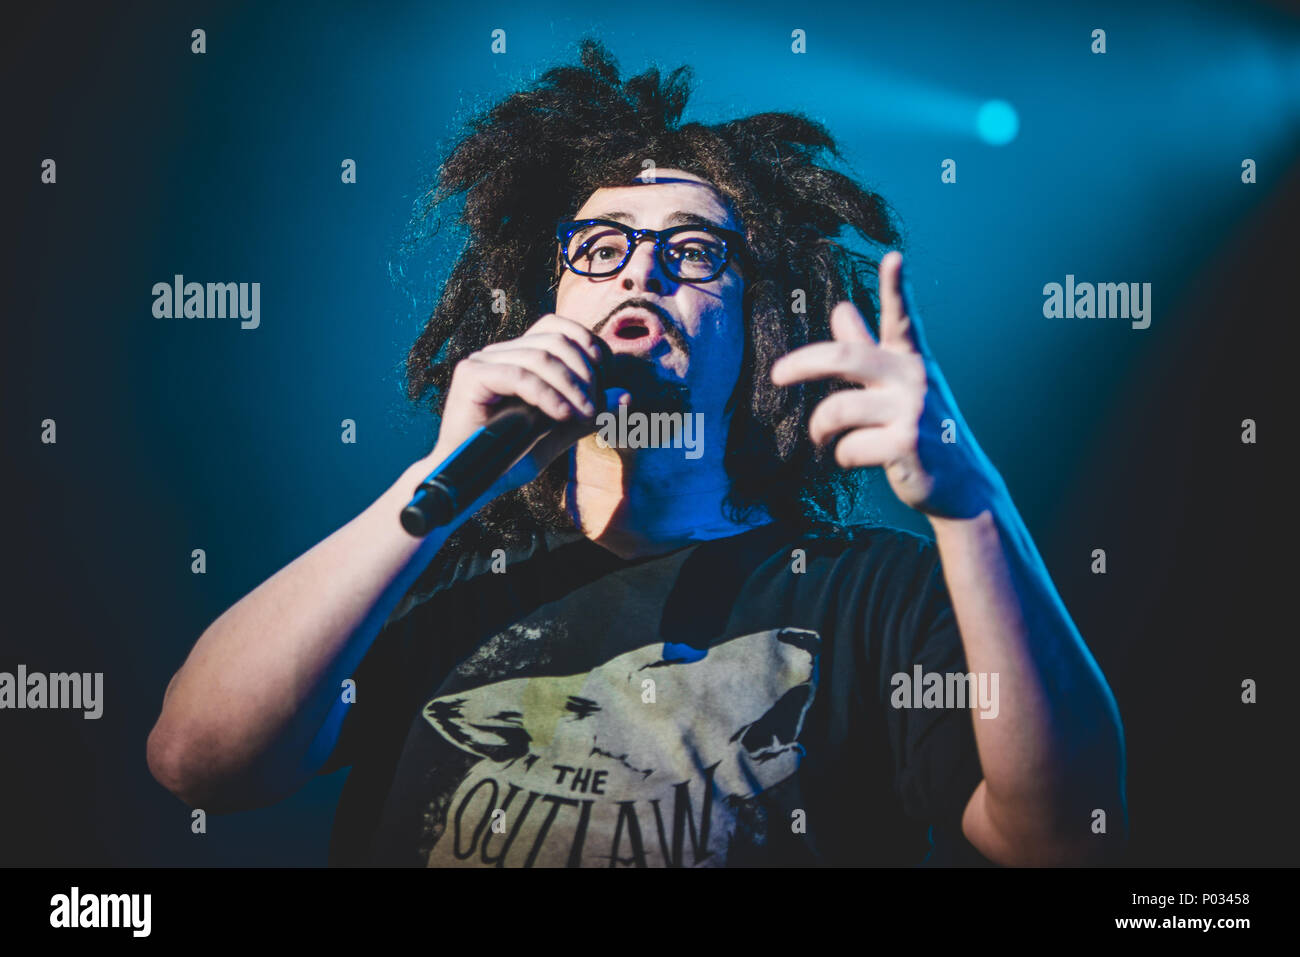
[605,310,668,354]
[615,320,651,339]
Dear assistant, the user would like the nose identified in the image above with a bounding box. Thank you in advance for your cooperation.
[618,235,669,293]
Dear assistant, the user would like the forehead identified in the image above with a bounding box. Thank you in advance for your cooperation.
[572,169,739,231]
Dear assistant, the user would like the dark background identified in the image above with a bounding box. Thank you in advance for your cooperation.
[2,0,1297,866]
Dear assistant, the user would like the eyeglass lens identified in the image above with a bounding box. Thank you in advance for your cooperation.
[565,225,728,281]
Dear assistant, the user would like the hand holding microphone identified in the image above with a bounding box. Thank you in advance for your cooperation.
[400,314,629,535]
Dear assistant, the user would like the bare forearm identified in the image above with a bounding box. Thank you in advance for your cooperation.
[929,494,1127,863]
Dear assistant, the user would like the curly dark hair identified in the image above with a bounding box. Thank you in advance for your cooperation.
[400,37,903,559]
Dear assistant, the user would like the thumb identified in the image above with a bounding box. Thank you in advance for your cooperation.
[537,387,627,450]
[519,390,619,472]
[602,387,632,412]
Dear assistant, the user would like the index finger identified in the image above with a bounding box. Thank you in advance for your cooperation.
[530,313,607,364]
[770,341,896,387]
[877,252,932,357]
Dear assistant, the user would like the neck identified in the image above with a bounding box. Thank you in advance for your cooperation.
[562,435,771,561]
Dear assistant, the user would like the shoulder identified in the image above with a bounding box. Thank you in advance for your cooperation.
[769,522,948,619]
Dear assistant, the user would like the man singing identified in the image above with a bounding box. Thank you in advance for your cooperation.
[147,38,1127,868]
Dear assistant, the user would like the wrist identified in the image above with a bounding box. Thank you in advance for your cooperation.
[421,442,451,472]
[925,471,1010,536]
[927,503,997,542]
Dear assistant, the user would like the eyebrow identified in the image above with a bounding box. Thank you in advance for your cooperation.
[583,210,731,231]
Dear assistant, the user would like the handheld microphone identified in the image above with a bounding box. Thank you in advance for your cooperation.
[399,337,615,537]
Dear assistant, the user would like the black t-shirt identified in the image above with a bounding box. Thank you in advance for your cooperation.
[317,519,992,867]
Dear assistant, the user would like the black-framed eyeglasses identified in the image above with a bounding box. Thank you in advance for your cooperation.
[555,219,749,284]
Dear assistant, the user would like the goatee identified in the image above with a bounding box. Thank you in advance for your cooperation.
[603,354,691,416]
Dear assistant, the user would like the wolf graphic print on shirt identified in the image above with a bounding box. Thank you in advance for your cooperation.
[418,627,821,868]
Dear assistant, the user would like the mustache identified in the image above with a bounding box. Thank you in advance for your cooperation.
[592,299,689,356]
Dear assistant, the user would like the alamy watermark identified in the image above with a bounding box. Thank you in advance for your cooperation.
[890,665,999,719]
[50,887,150,937]
[152,274,260,329]
[594,404,704,459]
[0,665,103,719]
[1042,275,1150,329]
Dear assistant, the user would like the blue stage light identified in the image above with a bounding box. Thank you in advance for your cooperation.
[977,99,1019,145]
